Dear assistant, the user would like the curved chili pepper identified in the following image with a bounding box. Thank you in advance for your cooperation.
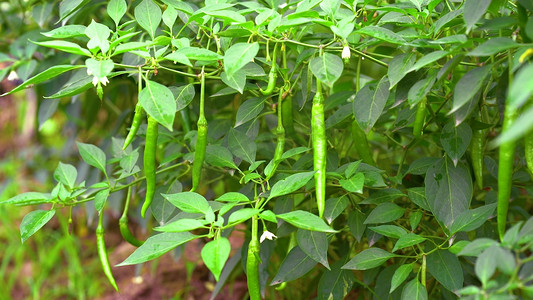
[96,212,119,291]
[119,186,144,247]
[497,107,517,240]
[141,115,158,218]
[312,79,327,218]
[260,45,278,96]
[246,215,261,300]
[123,71,145,150]
[413,97,427,138]
[471,128,486,190]
[191,70,207,192]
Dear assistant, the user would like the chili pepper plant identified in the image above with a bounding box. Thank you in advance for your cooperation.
[2,0,533,299]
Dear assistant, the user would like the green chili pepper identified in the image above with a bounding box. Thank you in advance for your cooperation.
[312,79,327,219]
[119,186,144,247]
[123,71,145,150]
[413,97,427,138]
[470,128,486,190]
[141,115,158,218]
[351,119,375,165]
[191,70,207,192]
[265,88,286,181]
[525,131,533,175]
[260,45,278,96]
[247,215,261,300]
[497,107,517,240]
[96,212,119,291]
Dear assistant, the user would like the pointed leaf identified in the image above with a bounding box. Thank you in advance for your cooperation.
[20,210,56,243]
[201,237,231,281]
[342,248,397,270]
[268,171,315,200]
[118,232,197,265]
[139,80,176,131]
[309,53,344,87]
[277,210,337,232]
[2,65,84,96]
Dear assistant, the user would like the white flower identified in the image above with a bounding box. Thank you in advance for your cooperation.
[260,230,277,243]
[7,71,18,81]
[91,76,109,86]
[342,45,351,59]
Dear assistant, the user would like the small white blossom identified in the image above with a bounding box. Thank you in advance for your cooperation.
[7,71,18,81]
[260,230,277,243]
[101,76,109,86]
[92,76,99,86]
[342,46,351,59]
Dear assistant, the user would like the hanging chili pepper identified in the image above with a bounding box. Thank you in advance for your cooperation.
[191,70,207,192]
[141,115,158,218]
[312,77,327,218]
[119,186,144,247]
[96,212,119,291]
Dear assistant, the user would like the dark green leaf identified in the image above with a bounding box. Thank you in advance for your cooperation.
[297,229,330,269]
[450,203,496,234]
[271,246,317,285]
[139,80,176,131]
[440,121,472,166]
[2,65,84,96]
[201,237,231,281]
[309,53,344,87]
[277,210,337,232]
[163,192,211,214]
[268,171,315,200]
[392,233,426,252]
[390,263,414,293]
[228,128,256,164]
[427,250,464,291]
[342,248,397,270]
[401,278,428,300]
[364,203,405,224]
[118,232,197,265]
[20,210,55,243]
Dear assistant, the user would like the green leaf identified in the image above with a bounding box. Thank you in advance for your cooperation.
[34,40,91,57]
[205,145,238,169]
[277,210,337,233]
[342,248,397,270]
[409,0,424,11]
[58,0,90,23]
[464,0,491,33]
[324,196,349,224]
[221,71,245,94]
[108,0,127,27]
[392,233,426,252]
[339,173,364,193]
[172,83,195,111]
[227,208,260,225]
[388,53,415,89]
[134,0,161,39]
[407,187,430,211]
[369,225,407,239]
[440,121,472,166]
[507,63,533,110]
[347,210,366,242]
[475,244,498,285]
[353,77,390,133]
[223,42,260,77]
[297,229,330,269]
[85,58,114,81]
[54,162,77,189]
[20,210,55,243]
[401,278,428,300]
[201,237,231,281]
[163,192,211,214]
[94,188,110,213]
[390,263,414,293]
[113,41,151,56]
[407,73,437,107]
[268,171,315,200]
[309,53,344,87]
[457,238,498,256]
[139,80,176,131]
[154,218,206,232]
[1,192,52,206]
[360,188,405,205]
[364,203,405,224]
[427,249,464,291]
[162,6,178,29]
[406,158,439,175]
[450,66,490,114]
[85,20,111,54]
[2,65,84,96]
[450,203,496,234]
[76,142,107,175]
[317,259,355,300]
[118,232,197,265]
[228,128,256,164]
[235,97,266,127]
[425,157,472,229]
[408,51,448,73]
[176,47,222,61]
[42,25,86,39]
[356,26,406,44]
[468,37,518,57]
[271,246,317,285]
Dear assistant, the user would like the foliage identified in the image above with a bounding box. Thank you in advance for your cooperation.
[2,0,533,299]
